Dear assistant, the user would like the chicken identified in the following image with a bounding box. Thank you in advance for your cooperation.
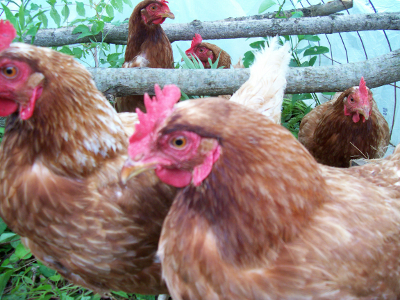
[298,78,390,167]
[115,0,175,112]
[121,84,400,299]
[0,20,176,295]
[185,33,231,69]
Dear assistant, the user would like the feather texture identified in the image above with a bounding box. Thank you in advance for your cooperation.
[0,42,176,295]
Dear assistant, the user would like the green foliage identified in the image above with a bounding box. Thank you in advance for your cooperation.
[281,96,312,138]
[1,0,128,68]
[176,45,223,101]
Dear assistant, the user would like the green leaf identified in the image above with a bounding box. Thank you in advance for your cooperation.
[49,274,61,282]
[309,56,317,66]
[18,4,25,30]
[242,51,255,68]
[303,46,329,56]
[72,24,90,34]
[46,0,57,6]
[0,270,13,297]
[0,232,17,243]
[58,46,74,55]
[0,218,7,235]
[303,35,320,42]
[105,5,114,18]
[322,92,337,95]
[249,40,265,50]
[291,11,303,18]
[76,1,85,16]
[91,20,104,35]
[30,3,40,10]
[258,0,276,13]
[15,243,32,259]
[38,11,48,28]
[72,47,83,58]
[1,4,18,31]
[38,265,56,278]
[111,291,129,298]
[122,0,133,8]
[50,6,61,27]
[61,5,70,23]
[111,0,124,13]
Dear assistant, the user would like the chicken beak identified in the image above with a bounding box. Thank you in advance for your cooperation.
[121,158,157,185]
[160,11,175,19]
[358,106,371,121]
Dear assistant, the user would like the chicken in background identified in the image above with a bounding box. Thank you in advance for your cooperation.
[298,77,390,167]
[122,84,400,300]
[0,20,176,296]
[116,0,175,112]
[185,33,231,69]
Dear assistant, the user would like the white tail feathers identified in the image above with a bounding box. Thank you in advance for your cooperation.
[229,37,291,124]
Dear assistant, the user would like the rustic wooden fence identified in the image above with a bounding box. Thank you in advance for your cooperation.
[19,0,400,97]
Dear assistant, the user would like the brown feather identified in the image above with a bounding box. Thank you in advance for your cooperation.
[0,44,176,295]
[298,87,390,167]
[135,98,400,299]
[116,0,174,113]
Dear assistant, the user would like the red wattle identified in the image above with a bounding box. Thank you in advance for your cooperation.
[0,99,18,116]
[156,167,192,188]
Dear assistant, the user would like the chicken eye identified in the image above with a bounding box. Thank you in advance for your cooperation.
[170,136,187,149]
[150,5,157,10]
[2,66,18,79]
[349,96,354,102]
[199,49,204,53]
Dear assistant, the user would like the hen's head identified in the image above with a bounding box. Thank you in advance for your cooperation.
[0,20,44,120]
[343,77,373,123]
[140,0,175,25]
[185,34,214,68]
[122,84,221,188]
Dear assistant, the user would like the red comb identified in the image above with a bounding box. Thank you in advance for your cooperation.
[0,20,16,52]
[157,0,169,3]
[128,84,181,148]
[185,34,203,55]
[359,77,368,99]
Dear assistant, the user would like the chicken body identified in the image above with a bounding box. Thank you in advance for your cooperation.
[116,0,174,112]
[298,80,390,167]
[0,42,176,294]
[124,87,400,299]
[185,34,231,69]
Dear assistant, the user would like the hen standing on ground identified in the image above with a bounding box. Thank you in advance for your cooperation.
[298,77,390,167]
[185,33,231,69]
[116,0,175,112]
[0,20,175,295]
[122,84,400,299]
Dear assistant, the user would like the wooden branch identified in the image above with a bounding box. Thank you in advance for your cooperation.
[89,49,400,96]
[26,12,399,47]
[224,0,352,22]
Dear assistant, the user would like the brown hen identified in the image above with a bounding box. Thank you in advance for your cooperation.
[0,21,175,295]
[116,0,174,112]
[185,33,231,69]
[122,84,400,299]
[298,77,390,167]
